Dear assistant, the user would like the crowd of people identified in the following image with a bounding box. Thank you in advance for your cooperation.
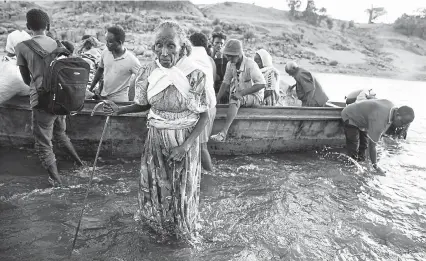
[1,8,415,237]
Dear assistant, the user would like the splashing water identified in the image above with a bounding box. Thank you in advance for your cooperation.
[328,152,365,174]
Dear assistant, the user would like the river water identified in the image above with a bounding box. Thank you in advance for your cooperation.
[0,73,425,261]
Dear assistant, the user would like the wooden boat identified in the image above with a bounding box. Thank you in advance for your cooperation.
[0,96,345,157]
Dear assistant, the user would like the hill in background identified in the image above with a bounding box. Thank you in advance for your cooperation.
[1,1,426,81]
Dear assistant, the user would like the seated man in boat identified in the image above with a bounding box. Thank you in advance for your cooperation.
[211,31,229,104]
[89,25,141,102]
[211,39,266,142]
[254,49,280,106]
[341,99,415,174]
[285,61,329,107]
[189,32,217,171]
[15,8,83,186]
[345,89,410,140]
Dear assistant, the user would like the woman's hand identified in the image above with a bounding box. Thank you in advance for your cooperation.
[103,100,120,116]
[168,143,190,162]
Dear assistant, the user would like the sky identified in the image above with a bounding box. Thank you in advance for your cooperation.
[191,0,426,23]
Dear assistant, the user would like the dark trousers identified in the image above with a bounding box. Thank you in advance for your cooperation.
[32,109,72,169]
[343,120,369,161]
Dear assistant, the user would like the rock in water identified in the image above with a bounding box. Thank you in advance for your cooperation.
[0,58,30,105]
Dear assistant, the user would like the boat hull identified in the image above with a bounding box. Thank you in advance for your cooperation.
[0,97,345,157]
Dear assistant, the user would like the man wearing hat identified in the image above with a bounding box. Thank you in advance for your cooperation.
[211,39,266,142]
[285,61,329,107]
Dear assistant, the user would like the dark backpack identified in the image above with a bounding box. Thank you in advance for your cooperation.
[23,39,90,115]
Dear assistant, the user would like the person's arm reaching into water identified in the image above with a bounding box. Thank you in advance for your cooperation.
[368,131,386,174]
[369,141,378,165]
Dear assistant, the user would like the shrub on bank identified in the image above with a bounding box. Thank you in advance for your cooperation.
[243,30,256,41]
[394,13,426,40]
[326,18,334,29]
[340,22,346,33]
[212,18,220,26]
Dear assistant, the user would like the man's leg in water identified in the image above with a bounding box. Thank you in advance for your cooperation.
[343,120,360,161]
[32,109,63,185]
[358,130,369,162]
[53,116,83,166]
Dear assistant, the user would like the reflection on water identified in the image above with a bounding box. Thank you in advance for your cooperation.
[1,74,426,261]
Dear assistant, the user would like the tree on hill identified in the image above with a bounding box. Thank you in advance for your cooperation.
[317,7,327,24]
[287,0,302,18]
[303,0,318,25]
[365,5,387,24]
[304,0,317,15]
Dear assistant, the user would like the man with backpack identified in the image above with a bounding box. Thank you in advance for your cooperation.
[15,9,86,186]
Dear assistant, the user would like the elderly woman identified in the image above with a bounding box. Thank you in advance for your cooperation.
[104,21,210,237]
[254,49,280,106]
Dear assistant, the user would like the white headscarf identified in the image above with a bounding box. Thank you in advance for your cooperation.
[256,49,280,94]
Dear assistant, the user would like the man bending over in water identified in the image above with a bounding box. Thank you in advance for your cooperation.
[341,99,415,174]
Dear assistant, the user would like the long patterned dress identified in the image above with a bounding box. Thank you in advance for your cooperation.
[134,61,209,238]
